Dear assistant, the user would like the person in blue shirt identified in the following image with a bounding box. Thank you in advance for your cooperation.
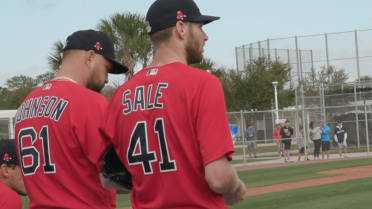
[320,122,332,159]
[245,123,257,158]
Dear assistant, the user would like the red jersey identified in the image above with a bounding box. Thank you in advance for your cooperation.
[273,129,282,140]
[14,81,116,209]
[101,62,234,209]
[0,181,22,209]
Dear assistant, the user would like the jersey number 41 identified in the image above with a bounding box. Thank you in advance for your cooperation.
[128,118,177,175]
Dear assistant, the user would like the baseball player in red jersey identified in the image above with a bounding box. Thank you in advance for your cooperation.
[100,0,247,208]
[0,139,27,209]
[14,30,128,209]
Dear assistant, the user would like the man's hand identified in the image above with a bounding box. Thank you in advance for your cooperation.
[224,179,247,205]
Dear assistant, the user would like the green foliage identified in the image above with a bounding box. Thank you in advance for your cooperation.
[211,57,292,111]
[190,57,215,71]
[101,85,118,99]
[0,76,38,109]
[245,58,292,110]
[97,13,152,78]
[47,41,64,72]
[303,65,349,96]
[359,75,372,81]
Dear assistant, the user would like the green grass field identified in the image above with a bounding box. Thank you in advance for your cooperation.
[22,158,372,209]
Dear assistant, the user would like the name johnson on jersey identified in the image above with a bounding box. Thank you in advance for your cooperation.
[15,96,69,124]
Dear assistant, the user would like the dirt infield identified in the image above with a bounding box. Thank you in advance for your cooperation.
[245,164,372,196]
[235,155,372,172]
[235,156,372,196]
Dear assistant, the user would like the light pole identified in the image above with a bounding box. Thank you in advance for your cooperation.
[272,81,279,124]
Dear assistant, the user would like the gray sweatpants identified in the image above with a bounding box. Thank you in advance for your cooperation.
[247,141,257,157]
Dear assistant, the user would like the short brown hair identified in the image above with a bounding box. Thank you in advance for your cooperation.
[150,27,173,47]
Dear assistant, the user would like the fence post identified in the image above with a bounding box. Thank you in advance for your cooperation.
[235,47,240,72]
[295,36,301,86]
[267,39,271,60]
[242,45,246,70]
[368,106,371,155]
[287,48,292,88]
[275,48,278,62]
[240,110,246,163]
[9,116,14,139]
[263,113,267,144]
[354,81,361,148]
[325,33,330,82]
[364,101,369,155]
[321,83,326,124]
[354,30,361,82]
[258,41,262,57]
[301,84,307,156]
[249,43,253,63]
[295,88,299,143]
[310,49,314,74]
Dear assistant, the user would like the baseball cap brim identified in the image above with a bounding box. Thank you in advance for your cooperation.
[107,58,129,74]
[189,15,220,25]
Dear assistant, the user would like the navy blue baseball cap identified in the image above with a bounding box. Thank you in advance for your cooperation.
[146,0,220,35]
[63,29,128,74]
[0,139,19,166]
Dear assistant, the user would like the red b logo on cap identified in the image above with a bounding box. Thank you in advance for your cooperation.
[177,10,187,20]
[3,153,12,162]
[94,42,103,51]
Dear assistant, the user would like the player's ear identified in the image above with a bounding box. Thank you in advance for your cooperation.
[85,50,96,70]
[0,164,10,178]
[175,21,188,40]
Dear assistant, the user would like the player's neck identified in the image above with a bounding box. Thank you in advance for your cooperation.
[54,65,86,87]
[148,43,187,68]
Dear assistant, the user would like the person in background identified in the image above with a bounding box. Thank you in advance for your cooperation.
[273,124,283,157]
[0,139,27,209]
[297,125,310,162]
[230,124,239,145]
[280,120,294,162]
[320,121,332,159]
[245,123,257,158]
[334,120,348,158]
[309,121,322,160]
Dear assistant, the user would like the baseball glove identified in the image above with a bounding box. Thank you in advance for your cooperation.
[102,145,133,190]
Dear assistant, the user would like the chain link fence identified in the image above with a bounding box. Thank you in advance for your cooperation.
[235,29,372,84]
[228,80,372,163]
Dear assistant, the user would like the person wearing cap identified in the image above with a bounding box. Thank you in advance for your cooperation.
[14,29,128,209]
[280,120,294,162]
[99,0,246,208]
[334,120,348,158]
[0,139,27,209]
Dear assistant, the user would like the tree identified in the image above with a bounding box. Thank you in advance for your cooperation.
[0,76,38,109]
[97,13,152,79]
[191,57,215,71]
[303,65,349,96]
[244,58,292,110]
[47,41,64,73]
[359,76,372,81]
[210,57,292,111]
[304,65,348,86]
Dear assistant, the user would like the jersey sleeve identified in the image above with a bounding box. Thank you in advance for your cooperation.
[72,95,112,171]
[195,75,234,166]
[99,89,123,171]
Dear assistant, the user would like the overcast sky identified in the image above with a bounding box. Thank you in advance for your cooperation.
[2,0,372,86]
